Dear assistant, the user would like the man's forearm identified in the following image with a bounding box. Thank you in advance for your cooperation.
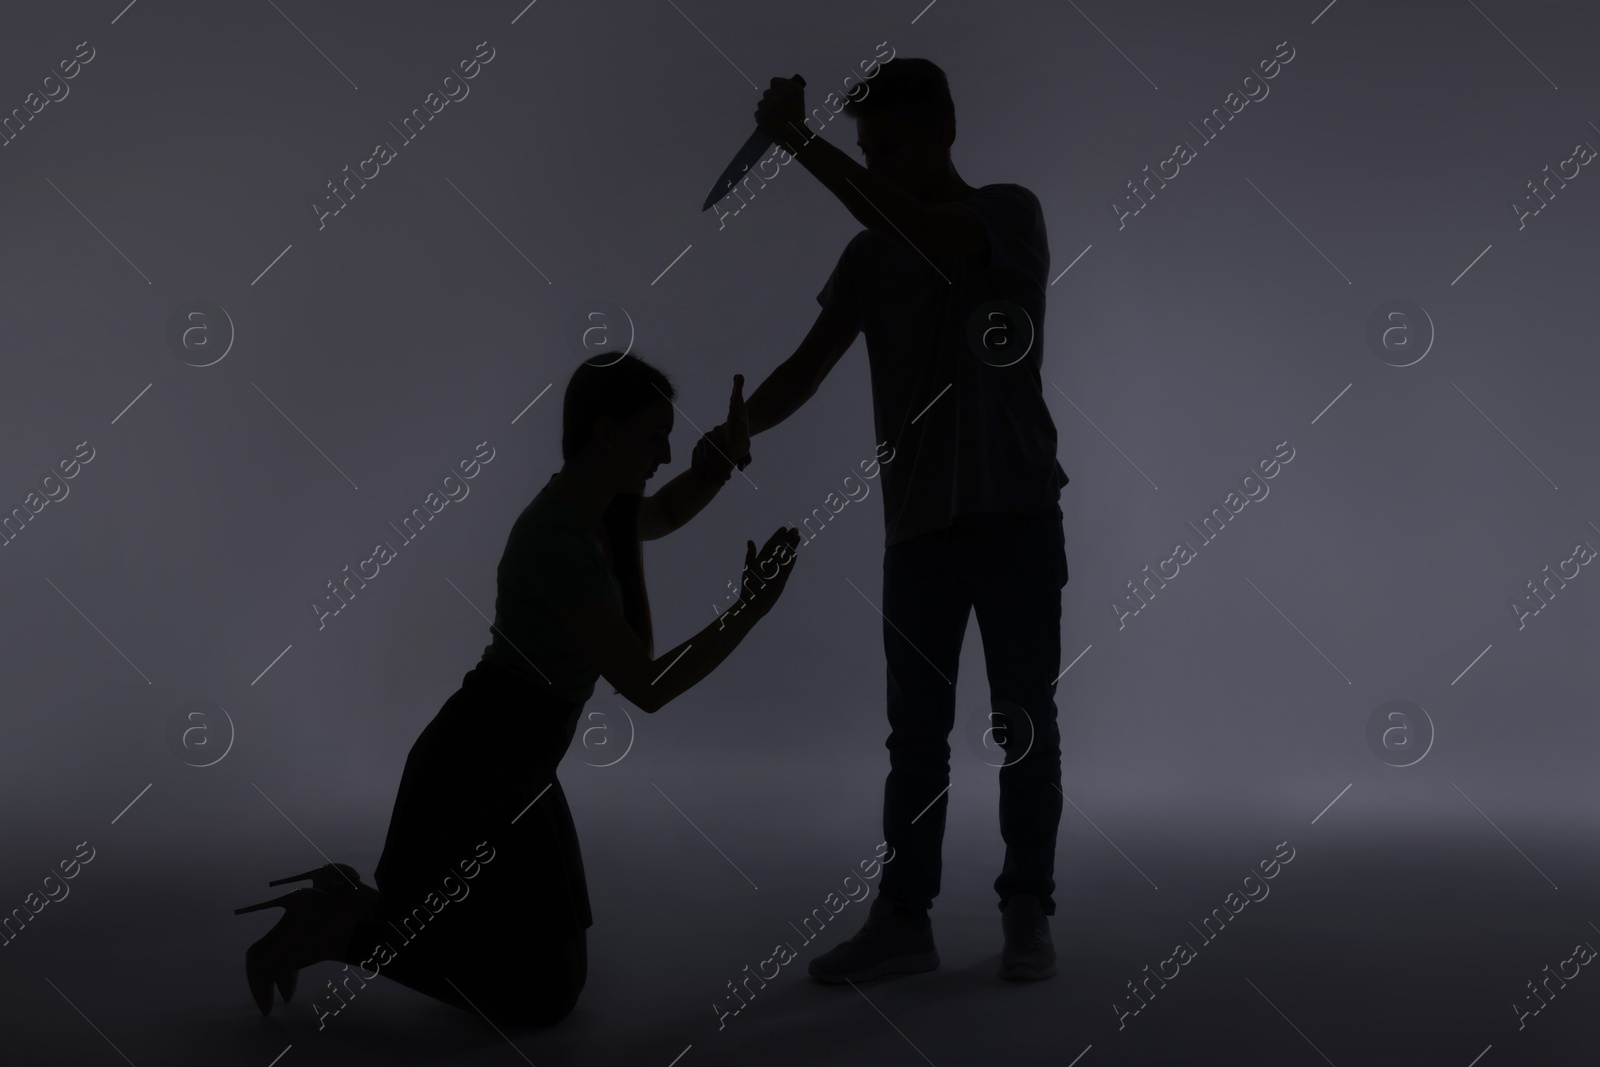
[746,357,814,439]
[777,121,932,251]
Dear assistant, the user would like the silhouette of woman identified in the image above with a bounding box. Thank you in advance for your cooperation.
[235,353,801,1027]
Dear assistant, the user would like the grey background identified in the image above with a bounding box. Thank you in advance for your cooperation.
[1,0,1596,1064]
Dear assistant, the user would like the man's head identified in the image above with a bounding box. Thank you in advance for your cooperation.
[842,58,957,198]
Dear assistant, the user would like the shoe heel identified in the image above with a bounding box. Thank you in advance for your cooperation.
[234,892,299,916]
[268,862,360,890]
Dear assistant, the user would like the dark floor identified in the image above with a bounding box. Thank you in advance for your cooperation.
[3,758,1592,1067]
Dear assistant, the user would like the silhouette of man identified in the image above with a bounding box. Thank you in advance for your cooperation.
[725,56,1069,982]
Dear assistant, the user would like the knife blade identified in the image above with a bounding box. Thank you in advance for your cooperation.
[701,74,806,212]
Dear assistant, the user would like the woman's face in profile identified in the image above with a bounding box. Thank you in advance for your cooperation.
[612,398,674,491]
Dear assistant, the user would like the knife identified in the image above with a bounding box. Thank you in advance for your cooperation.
[701,74,806,211]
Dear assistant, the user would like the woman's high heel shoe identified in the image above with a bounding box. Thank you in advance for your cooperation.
[234,887,367,1016]
[237,863,379,1010]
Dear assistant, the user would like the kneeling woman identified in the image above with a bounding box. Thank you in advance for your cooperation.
[234,354,800,1026]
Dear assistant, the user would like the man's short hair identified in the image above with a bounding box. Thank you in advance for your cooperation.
[842,57,955,133]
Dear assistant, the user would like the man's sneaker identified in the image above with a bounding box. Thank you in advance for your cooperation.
[999,894,1056,980]
[808,895,939,984]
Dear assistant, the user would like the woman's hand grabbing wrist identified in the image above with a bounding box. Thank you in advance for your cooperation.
[691,424,736,485]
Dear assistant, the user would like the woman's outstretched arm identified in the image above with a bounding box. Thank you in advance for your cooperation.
[640,375,748,540]
[639,441,731,540]
[550,525,801,714]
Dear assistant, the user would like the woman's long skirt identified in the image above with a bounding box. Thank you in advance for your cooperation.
[341,660,593,1026]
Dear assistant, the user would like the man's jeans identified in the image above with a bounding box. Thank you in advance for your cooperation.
[877,506,1068,917]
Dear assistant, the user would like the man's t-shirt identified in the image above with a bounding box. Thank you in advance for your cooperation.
[478,476,624,703]
[816,182,1068,548]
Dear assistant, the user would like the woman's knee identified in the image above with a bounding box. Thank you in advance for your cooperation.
[485,973,585,1027]
[481,935,587,1027]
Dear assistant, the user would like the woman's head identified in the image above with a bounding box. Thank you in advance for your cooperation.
[560,353,676,494]
[557,352,675,664]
